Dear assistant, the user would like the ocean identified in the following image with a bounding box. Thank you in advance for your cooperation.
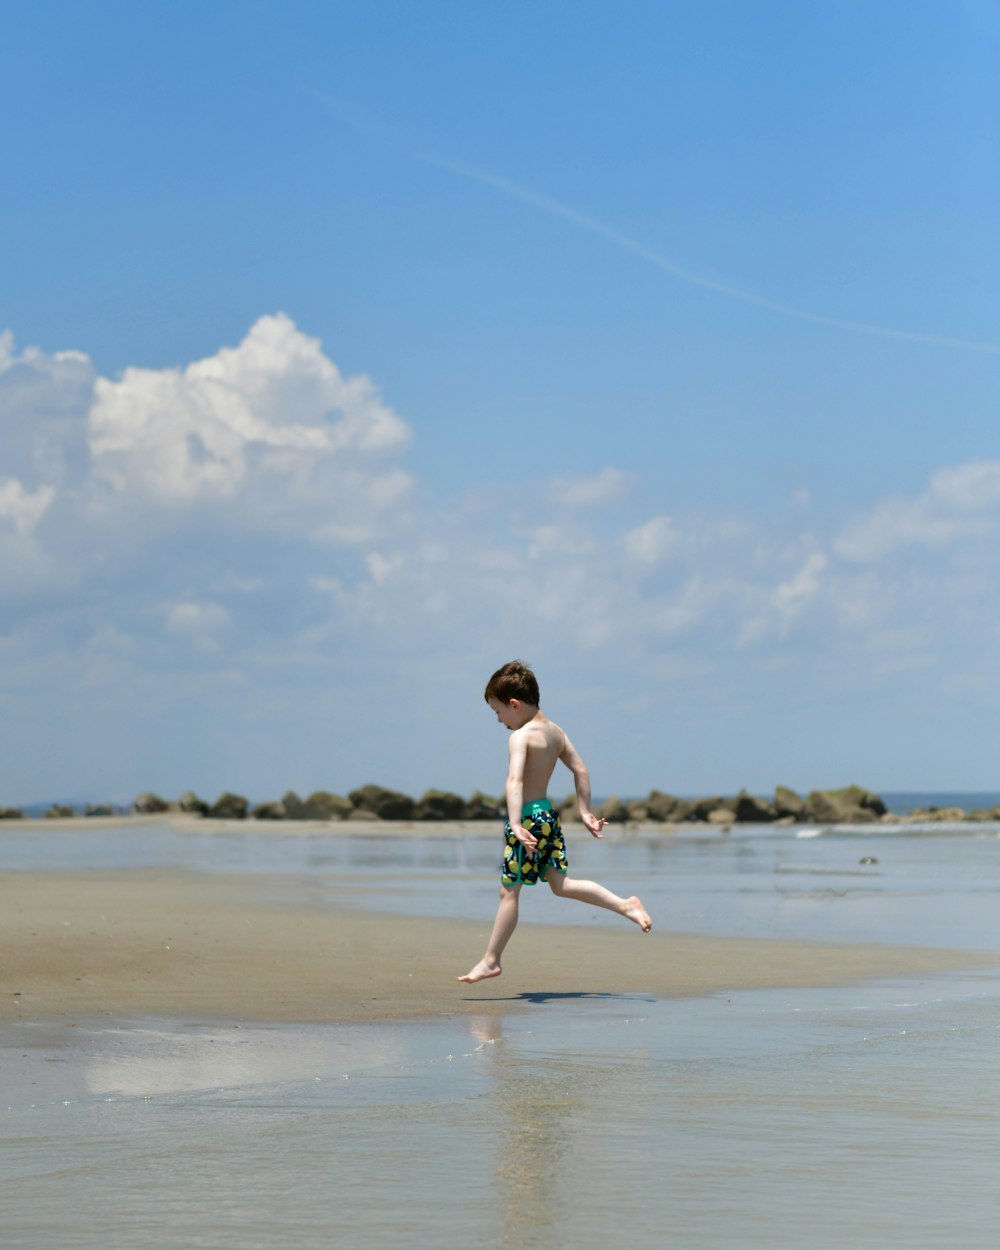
[2,810,1000,1249]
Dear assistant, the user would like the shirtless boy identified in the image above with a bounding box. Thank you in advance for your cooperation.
[458,660,651,984]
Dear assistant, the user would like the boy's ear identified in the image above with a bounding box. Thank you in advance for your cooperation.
[508,697,522,710]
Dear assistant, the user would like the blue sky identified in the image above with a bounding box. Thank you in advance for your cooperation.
[1,1,999,804]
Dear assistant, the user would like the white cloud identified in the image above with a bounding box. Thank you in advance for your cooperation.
[773,552,827,617]
[834,459,1000,562]
[550,467,628,508]
[623,515,684,566]
[162,601,231,652]
[0,479,55,534]
[87,313,412,536]
[6,316,1000,800]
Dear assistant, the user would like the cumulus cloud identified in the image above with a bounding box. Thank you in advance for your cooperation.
[834,460,1000,562]
[3,313,998,792]
[86,313,412,541]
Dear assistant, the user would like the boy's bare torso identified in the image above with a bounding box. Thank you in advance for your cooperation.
[513,712,568,802]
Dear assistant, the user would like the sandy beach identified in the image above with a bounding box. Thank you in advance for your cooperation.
[2,864,993,1025]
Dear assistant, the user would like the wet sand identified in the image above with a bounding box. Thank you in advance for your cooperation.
[1,867,993,1024]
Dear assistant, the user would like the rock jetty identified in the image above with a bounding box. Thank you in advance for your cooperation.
[4,785,998,824]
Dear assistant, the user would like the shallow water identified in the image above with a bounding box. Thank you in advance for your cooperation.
[2,820,1000,1248]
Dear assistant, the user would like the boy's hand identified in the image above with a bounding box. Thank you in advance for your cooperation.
[582,813,607,839]
[515,824,538,854]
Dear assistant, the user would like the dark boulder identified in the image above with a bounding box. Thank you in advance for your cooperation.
[300,791,352,821]
[347,784,415,820]
[463,792,502,821]
[133,792,170,814]
[281,791,306,819]
[415,789,466,820]
[84,803,116,817]
[803,786,885,824]
[597,796,629,823]
[685,796,732,822]
[645,790,692,822]
[208,792,249,820]
[178,791,209,816]
[44,804,75,818]
[252,801,287,820]
[0,806,23,819]
[773,786,806,820]
[734,790,776,822]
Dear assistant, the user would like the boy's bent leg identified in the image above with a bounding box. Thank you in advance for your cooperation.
[458,884,521,982]
[547,872,652,932]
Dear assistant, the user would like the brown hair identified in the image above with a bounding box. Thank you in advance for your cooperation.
[484,660,540,706]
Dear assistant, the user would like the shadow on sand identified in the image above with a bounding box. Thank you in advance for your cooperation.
[460,990,657,1005]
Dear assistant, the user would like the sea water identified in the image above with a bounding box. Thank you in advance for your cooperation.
[2,818,1000,1249]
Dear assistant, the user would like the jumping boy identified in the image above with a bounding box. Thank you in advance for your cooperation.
[458,660,651,984]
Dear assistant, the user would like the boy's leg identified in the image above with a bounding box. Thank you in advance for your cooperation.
[458,883,521,982]
[547,872,652,932]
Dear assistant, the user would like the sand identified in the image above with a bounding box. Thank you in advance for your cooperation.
[1,867,993,1024]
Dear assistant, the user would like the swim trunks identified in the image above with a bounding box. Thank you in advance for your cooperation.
[501,799,568,886]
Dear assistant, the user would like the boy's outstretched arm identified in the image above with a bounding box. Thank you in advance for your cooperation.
[505,731,538,851]
[560,735,607,838]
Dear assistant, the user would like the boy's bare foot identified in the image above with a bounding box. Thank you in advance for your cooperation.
[458,959,502,983]
[624,896,652,932]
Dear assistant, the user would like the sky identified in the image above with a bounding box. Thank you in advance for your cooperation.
[1,0,999,805]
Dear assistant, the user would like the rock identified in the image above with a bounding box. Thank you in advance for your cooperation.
[347,784,415,821]
[803,786,886,824]
[84,804,116,817]
[463,792,502,821]
[44,804,75,818]
[707,808,734,825]
[625,800,649,821]
[133,792,170,814]
[773,786,806,820]
[645,790,692,822]
[734,790,776,822]
[299,791,352,821]
[558,798,581,823]
[178,791,209,815]
[907,805,967,823]
[414,789,466,820]
[252,801,287,820]
[0,806,23,819]
[685,797,732,822]
[349,807,378,820]
[208,792,249,820]
[281,791,306,819]
[597,796,629,823]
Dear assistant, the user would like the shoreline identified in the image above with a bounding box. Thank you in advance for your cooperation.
[1,867,995,1027]
[3,811,999,837]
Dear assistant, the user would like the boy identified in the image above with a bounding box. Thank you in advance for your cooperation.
[458,660,651,984]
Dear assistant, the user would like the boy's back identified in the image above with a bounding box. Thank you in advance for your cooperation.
[511,712,569,803]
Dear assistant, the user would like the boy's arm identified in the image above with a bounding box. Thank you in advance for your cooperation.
[505,731,538,851]
[559,735,607,839]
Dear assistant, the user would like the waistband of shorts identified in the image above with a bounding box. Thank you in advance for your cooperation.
[521,798,556,818]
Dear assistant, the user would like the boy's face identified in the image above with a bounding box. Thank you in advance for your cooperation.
[487,696,524,730]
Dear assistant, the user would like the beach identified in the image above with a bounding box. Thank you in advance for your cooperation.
[3,816,1000,1249]
[1,860,992,1025]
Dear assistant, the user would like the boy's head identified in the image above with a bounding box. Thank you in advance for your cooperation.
[485,660,539,708]
[485,660,540,730]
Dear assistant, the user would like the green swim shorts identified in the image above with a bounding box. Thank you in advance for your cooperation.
[502,799,568,886]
